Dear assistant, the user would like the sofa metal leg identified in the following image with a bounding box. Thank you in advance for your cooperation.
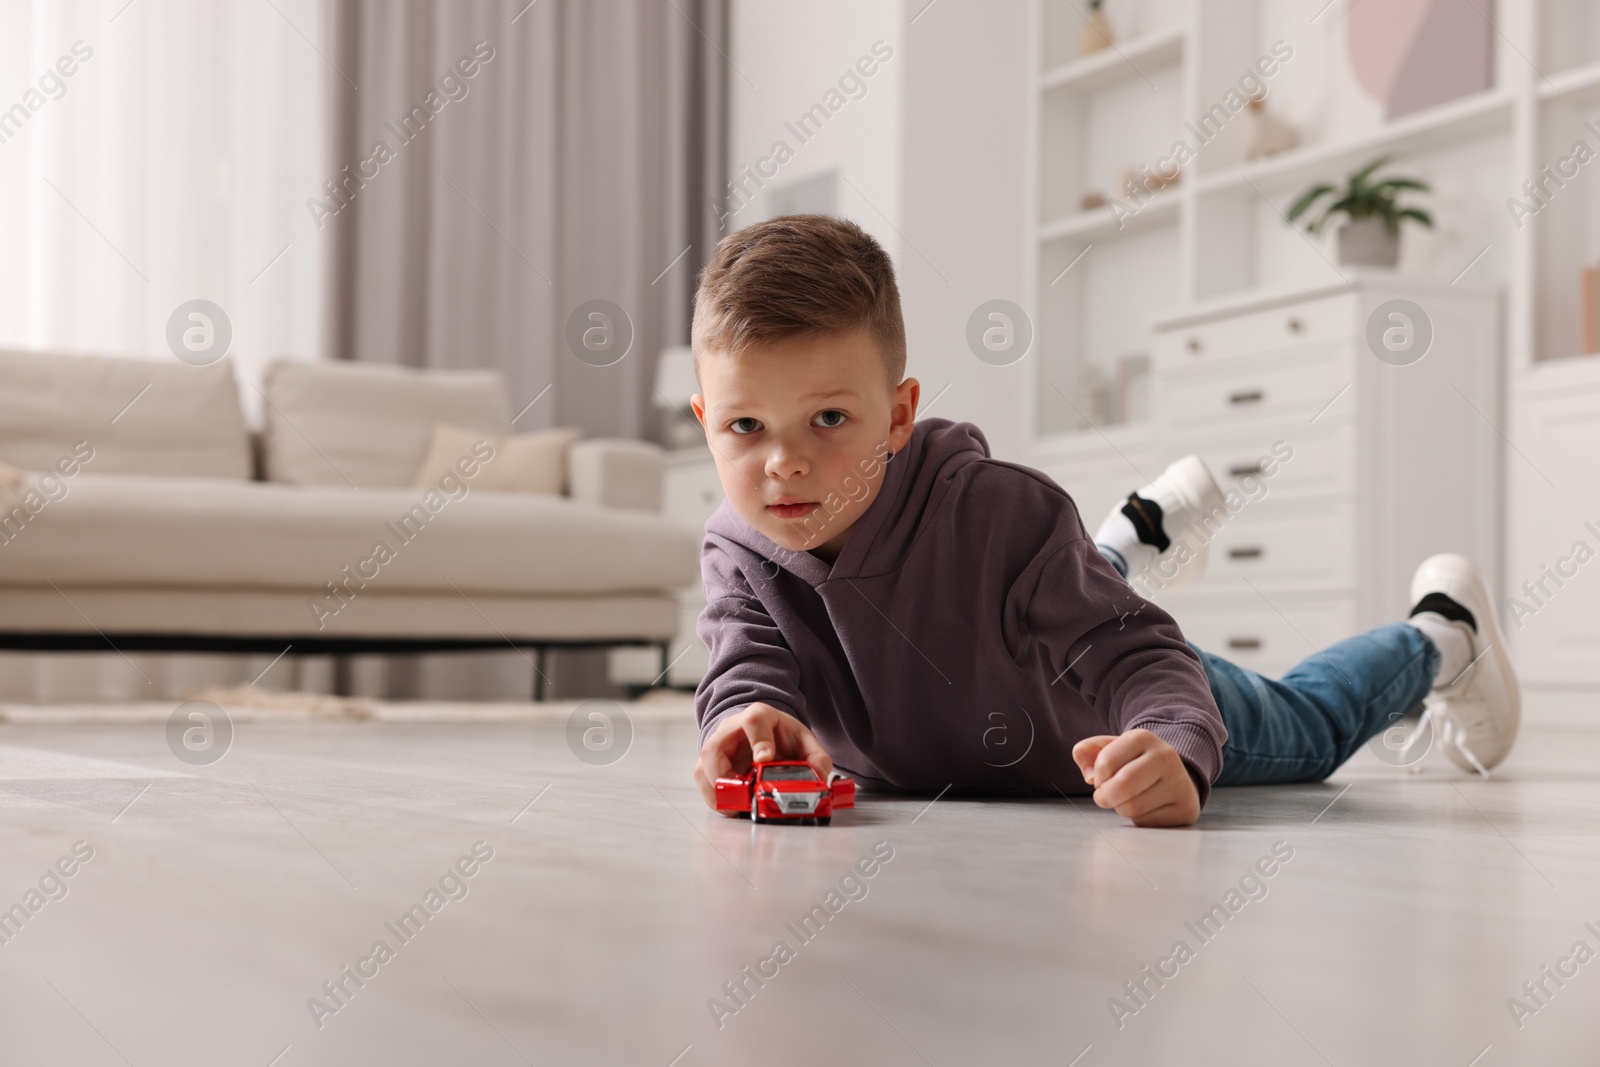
[532,646,548,702]
[333,654,353,697]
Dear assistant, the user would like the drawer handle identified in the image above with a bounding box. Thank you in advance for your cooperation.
[1186,337,1203,354]
[1228,461,1265,478]
[1227,636,1263,650]
[1228,546,1264,560]
[1287,317,1304,333]
[1228,389,1265,405]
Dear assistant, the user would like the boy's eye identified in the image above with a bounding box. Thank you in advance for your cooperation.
[729,417,762,435]
[813,409,847,429]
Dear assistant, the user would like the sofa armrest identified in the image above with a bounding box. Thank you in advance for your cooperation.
[568,439,666,512]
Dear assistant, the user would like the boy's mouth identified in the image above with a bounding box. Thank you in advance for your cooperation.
[766,500,818,520]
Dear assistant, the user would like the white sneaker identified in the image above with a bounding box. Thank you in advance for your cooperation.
[1124,455,1227,593]
[1409,554,1521,776]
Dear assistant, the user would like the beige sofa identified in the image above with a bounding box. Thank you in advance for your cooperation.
[0,349,700,690]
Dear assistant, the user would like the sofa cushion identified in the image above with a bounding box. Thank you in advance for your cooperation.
[569,439,667,511]
[262,360,512,488]
[0,474,700,600]
[411,423,583,496]
[0,349,252,480]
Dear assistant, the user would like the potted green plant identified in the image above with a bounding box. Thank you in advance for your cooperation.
[1286,156,1433,268]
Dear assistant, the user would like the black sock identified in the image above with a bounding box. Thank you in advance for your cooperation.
[1409,591,1477,633]
[1120,493,1169,552]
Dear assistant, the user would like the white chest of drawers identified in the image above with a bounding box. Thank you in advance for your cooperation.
[1145,275,1502,678]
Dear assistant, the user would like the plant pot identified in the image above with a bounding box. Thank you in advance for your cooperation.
[1080,10,1114,57]
[1337,217,1399,268]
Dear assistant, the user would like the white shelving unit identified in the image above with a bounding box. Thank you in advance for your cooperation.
[1193,89,1514,197]
[1512,2,1600,686]
[1040,25,1186,93]
[1023,0,1600,684]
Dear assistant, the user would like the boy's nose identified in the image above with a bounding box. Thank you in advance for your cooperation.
[764,446,809,480]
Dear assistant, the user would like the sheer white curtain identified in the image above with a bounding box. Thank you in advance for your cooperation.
[0,0,330,701]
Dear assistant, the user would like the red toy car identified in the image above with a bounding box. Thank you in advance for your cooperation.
[715,760,856,825]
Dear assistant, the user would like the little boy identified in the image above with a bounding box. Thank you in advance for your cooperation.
[686,215,1519,826]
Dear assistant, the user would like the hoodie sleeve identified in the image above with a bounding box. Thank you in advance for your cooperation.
[1023,536,1227,806]
[693,538,806,746]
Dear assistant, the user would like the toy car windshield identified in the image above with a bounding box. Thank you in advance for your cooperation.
[760,765,820,781]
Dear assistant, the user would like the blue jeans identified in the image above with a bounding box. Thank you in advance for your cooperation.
[1098,549,1438,784]
[1201,625,1436,785]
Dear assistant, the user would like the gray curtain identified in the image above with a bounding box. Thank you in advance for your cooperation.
[327,0,727,435]
[322,0,728,698]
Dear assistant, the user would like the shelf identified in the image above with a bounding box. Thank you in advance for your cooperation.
[1520,354,1600,391]
[1197,89,1514,197]
[1038,188,1181,243]
[1539,59,1600,104]
[1039,26,1185,95]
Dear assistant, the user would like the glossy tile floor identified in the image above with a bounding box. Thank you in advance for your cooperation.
[1,692,1598,1067]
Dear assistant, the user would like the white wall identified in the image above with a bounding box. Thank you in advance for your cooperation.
[727,0,904,248]
[728,0,1032,461]
[895,0,1033,460]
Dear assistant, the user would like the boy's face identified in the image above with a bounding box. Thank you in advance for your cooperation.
[690,328,919,563]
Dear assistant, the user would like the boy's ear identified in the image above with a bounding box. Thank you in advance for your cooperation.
[889,377,921,451]
[690,393,708,428]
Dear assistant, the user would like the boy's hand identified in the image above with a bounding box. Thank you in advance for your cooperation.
[1072,728,1200,827]
[693,702,834,813]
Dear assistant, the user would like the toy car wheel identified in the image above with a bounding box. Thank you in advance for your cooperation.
[750,795,763,824]
[816,816,831,826]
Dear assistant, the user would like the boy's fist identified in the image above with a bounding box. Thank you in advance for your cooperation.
[1072,728,1200,827]
[693,702,833,813]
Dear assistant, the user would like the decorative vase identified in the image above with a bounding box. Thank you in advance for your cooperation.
[1080,9,1113,57]
[1245,98,1299,161]
[1337,217,1399,268]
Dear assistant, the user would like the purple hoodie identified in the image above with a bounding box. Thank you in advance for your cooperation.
[694,418,1227,805]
